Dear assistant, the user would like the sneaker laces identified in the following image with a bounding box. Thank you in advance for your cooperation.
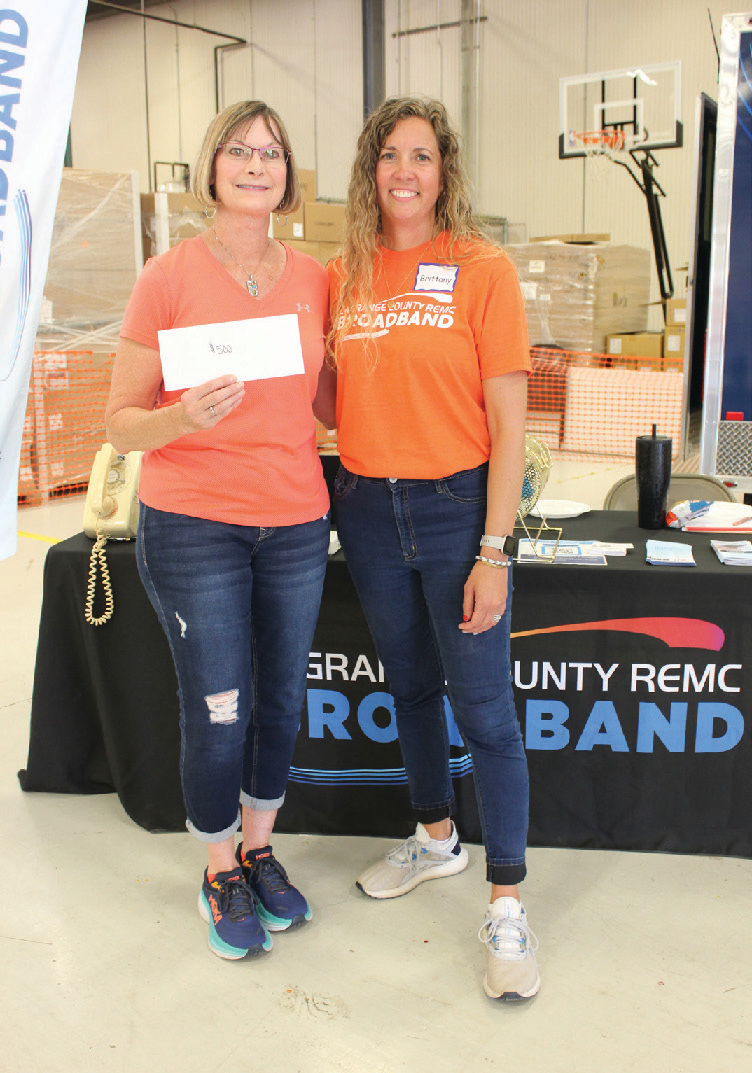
[250,855,290,894]
[386,834,423,868]
[216,875,255,922]
[478,912,539,962]
[387,827,455,869]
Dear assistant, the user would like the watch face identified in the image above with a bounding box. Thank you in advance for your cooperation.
[481,534,517,555]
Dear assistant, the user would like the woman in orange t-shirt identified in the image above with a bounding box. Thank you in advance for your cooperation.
[329,97,539,1002]
[106,101,335,962]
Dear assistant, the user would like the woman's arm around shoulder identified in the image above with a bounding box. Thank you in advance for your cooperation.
[313,359,336,429]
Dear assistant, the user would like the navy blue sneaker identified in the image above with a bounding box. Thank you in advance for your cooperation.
[197,867,272,960]
[237,845,312,931]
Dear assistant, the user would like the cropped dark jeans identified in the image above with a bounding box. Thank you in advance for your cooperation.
[137,503,329,842]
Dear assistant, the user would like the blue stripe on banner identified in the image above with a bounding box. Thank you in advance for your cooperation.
[2,191,32,384]
[289,753,474,786]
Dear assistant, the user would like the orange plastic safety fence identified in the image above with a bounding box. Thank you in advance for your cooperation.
[18,350,114,506]
[317,345,683,466]
[528,347,682,461]
[18,345,683,507]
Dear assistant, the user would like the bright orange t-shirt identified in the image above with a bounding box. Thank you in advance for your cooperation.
[120,237,330,526]
[328,233,531,478]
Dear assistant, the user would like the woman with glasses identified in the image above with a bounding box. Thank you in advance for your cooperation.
[106,101,335,961]
[329,97,539,1001]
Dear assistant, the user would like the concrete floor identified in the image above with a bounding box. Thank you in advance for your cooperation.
[3,466,751,1073]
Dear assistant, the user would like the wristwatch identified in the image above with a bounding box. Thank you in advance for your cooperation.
[480,534,518,556]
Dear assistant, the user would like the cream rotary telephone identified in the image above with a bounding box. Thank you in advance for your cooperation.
[82,444,143,625]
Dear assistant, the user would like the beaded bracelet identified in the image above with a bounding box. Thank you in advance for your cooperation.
[475,555,511,569]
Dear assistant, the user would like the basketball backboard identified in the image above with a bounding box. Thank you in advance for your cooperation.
[559,61,683,158]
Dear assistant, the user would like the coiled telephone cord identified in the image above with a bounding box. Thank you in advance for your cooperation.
[85,531,114,626]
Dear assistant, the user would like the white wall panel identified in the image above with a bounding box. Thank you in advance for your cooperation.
[71,1,252,191]
[385,0,462,122]
[220,45,256,111]
[236,0,318,173]
[70,15,149,182]
[70,0,734,323]
[311,0,362,199]
[477,1,588,232]
[217,1,361,199]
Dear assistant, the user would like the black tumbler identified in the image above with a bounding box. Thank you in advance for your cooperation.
[635,427,672,529]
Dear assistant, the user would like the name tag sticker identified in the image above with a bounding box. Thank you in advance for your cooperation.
[413,263,459,293]
[158,314,304,391]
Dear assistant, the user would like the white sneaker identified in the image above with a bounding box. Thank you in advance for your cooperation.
[356,822,469,899]
[479,896,540,1001]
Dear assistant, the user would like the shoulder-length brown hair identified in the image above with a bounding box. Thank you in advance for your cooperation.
[331,96,490,353]
[191,100,301,215]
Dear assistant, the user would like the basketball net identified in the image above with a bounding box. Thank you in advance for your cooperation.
[572,129,627,182]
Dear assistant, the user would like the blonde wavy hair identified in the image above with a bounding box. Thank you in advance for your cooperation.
[191,100,301,215]
[330,96,491,354]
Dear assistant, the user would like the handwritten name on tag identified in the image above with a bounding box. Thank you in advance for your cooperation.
[413,263,459,293]
[158,314,304,391]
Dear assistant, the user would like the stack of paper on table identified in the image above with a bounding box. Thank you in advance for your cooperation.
[711,539,752,565]
[646,540,695,566]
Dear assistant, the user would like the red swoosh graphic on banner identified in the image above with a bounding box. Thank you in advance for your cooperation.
[511,617,725,651]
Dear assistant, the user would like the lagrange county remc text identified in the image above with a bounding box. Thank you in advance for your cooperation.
[305,651,745,754]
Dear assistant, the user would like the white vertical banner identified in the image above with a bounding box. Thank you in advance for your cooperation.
[0,1,87,560]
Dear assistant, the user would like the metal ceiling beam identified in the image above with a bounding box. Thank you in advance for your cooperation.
[86,2,247,43]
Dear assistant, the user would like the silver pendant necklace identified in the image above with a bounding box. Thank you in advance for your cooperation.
[212,226,269,296]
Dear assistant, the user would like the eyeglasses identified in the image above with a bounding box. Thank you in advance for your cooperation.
[216,141,290,165]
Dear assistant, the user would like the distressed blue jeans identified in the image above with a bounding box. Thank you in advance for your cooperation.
[334,463,528,885]
[137,504,329,842]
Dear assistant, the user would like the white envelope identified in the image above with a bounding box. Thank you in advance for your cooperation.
[158,314,304,391]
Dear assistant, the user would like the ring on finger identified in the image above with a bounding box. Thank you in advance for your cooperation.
[492,613,502,623]
[209,405,216,417]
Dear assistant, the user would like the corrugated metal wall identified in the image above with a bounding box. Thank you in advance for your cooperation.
[71,0,730,320]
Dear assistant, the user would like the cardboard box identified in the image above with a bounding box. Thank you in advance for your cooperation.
[284,238,341,265]
[273,208,306,240]
[504,242,651,353]
[304,201,346,244]
[663,326,685,353]
[663,326,685,370]
[272,168,316,240]
[141,191,208,259]
[665,298,687,326]
[530,233,611,244]
[297,168,316,203]
[606,332,663,358]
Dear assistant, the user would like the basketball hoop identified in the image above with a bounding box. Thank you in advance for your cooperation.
[568,129,627,181]
[559,62,682,304]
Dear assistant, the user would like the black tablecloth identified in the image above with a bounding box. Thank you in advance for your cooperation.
[20,512,752,856]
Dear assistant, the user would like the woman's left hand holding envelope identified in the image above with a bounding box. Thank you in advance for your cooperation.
[178,374,245,432]
[106,340,246,453]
